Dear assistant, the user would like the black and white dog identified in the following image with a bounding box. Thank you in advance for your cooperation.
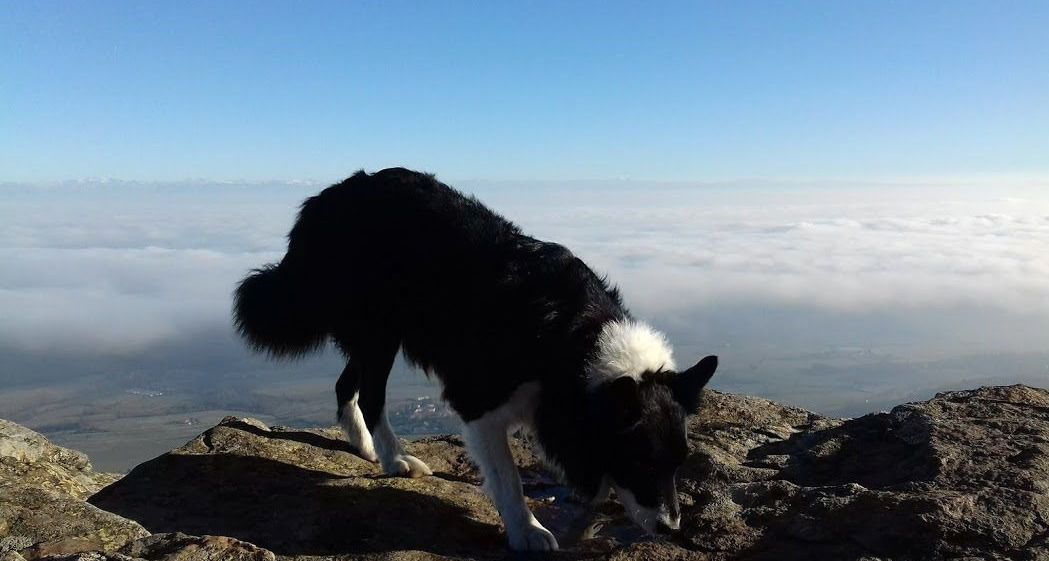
[234,168,717,551]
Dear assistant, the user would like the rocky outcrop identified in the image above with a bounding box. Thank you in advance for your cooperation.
[681,385,1049,561]
[0,420,147,558]
[4,385,1049,560]
[0,420,120,501]
[86,417,532,559]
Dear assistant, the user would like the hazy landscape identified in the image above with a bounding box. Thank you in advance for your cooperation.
[2,178,1046,471]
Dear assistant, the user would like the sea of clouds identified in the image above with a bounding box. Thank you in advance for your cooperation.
[2,177,1047,414]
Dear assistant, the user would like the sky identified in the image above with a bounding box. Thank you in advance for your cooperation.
[2,1,1047,182]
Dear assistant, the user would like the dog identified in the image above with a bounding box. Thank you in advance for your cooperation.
[233,168,717,551]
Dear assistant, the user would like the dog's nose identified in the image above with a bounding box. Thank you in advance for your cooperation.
[655,520,679,535]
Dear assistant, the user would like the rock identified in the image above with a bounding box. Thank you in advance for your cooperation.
[0,422,279,561]
[87,418,514,559]
[0,420,119,500]
[1,551,27,561]
[119,533,276,561]
[6,385,1049,560]
[25,554,130,561]
[680,385,1049,560]
[21,533,275,561]
[0,422,148,558]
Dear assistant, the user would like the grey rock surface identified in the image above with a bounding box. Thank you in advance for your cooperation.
[87,418,514,559]
[0,420,120,500]
[0,421,148,557]
[682,385,1049,561]
[4,385,1049,560]
[26,533,276,561]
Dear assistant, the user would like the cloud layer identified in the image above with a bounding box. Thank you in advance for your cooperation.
[3,179,1048,354]
[496,183,1049,319]
[1,178,1047,414]
[0,186,303,354]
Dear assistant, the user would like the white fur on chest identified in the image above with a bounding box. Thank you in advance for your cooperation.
[587,319,675,388]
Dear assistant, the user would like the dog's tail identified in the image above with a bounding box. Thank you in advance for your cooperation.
[233,262,329,358]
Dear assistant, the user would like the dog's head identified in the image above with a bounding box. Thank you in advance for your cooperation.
[584,355,717,534]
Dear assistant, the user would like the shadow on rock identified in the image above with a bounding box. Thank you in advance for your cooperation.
[88,453,503,556]
[725,410,949,560]
[224,419,356,453]
[746,410,938,489]
[726,387,1049,561]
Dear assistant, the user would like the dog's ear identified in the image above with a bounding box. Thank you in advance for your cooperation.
[606,375,642,428]
[672,355,718,413]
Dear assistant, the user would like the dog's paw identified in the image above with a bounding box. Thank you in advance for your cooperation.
[507,519,559,552]
[382,454,433,478]
[353,445,379,464]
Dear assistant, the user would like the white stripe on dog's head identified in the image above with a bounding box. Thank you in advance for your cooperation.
[587,319,675,389]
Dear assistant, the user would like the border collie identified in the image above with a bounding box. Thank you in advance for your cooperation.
[233,168,717,551]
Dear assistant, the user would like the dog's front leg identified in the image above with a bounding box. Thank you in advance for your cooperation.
[463,419,558,551]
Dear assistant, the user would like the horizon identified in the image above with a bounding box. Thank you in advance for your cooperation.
[6,171,1049,186]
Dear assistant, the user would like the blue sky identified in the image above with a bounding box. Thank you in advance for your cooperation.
[2,1,1046,182]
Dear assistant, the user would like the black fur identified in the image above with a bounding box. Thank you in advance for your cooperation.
[672,355,718,413]
[233,168,715,507]
[233,264,329,358]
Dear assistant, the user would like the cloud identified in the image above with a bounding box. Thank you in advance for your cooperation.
[0,246,266,354]
[490,183,1049,319]
[0,176,1044,417]
[1,178,1047,398]
[0,185,299,355]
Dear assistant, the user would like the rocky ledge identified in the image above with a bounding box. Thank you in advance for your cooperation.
[2,385,1048,561]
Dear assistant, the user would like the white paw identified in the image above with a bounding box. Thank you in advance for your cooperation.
[507,519,559,552]
[382,454,433,478]
[354,445,379,464]
[338,410,378,462]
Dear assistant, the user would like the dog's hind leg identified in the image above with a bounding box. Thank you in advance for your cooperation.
[354,336,433,478]
[336,362,378,463]
[369,405,433,478]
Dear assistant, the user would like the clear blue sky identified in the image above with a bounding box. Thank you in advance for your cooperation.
[1,1,1046,182]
